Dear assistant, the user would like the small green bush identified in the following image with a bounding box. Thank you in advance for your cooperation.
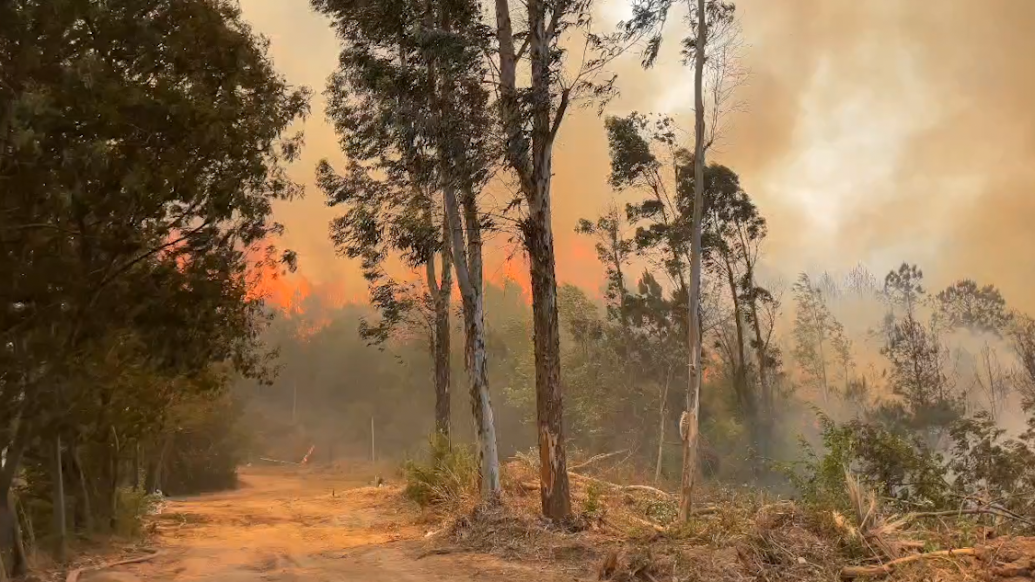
[776,412,857,511]
[783,408,1035,522]
[113,487,161,537]
[582,480,604,517]
[778,411,949,512]
[402,434,479,509]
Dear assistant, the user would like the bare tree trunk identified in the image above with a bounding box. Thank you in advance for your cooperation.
[492,0,572,521]
[0,491,26,580]
[443,186,502,502]
[527,0,572,523]
[143,461,156,495]
[107,430,121,531]
[426,218,453,445]
[132,443,140,491]
[50,437,66,563]
[722,255,755,425]
[678,0,708,523]
[0,419,30,579]
[525,205,571,520]
[747,278,773,462]
[146,433,172,495]
[655,367,672,485]
[72,448,93,534]
[433,301,451,442]
[14,494,32,569]
[818,336,829,405]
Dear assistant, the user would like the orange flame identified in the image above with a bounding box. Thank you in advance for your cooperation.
[240,234,610,341]
[498,252,532,303]
[246,259,312,315]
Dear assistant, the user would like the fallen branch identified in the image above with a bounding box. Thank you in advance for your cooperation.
[66,549,165,582]
[568,472,672,499]
[259,457,297,466]
[568,450,629,472]
[624,515,668,533]
[517,473,672,499]
[840,548,976,579]
[907,507,1035,527]
[623,484,674,498]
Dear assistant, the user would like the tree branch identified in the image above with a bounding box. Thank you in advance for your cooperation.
[548,86,571,144]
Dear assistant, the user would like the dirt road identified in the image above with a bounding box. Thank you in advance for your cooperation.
[93,466,580,582]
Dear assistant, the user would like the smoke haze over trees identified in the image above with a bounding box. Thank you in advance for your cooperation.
[4,0,1035,578]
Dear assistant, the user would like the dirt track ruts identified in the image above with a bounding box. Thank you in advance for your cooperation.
[85,466,582,582]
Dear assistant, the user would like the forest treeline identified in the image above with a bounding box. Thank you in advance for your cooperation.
[298,0,1035,535]
[255,219,1035,490]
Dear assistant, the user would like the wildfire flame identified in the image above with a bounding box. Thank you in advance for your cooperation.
[241,237,608,341]
[246,259,312,315]
[499,252,532,302]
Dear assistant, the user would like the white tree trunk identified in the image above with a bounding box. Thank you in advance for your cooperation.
[442,186,502,502]
[678,0,708,523]
[51,437,65,563]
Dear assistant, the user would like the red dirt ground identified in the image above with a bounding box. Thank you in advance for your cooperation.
[83,465,584,582]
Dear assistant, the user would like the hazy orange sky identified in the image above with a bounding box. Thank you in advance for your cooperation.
[240,0,1035,313]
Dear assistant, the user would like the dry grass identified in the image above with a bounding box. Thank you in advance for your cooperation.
[423,455,851,582]
[403,453,1035,579]
[417,454,1035,582]
[837,470,922,560]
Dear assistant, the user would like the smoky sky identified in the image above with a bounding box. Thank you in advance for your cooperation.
[240,0,1035,313]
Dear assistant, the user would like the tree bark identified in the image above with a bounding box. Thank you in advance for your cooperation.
[526,198,571,520]
[0,418,30,579]
[746,275,773,461]
[426,224,453,444]
[527,0,572,523]
[655,367,672,485]
[722,254,753,415]
[132,443,140,491]
[146,433,172,495]
[0,491,27,580]
[107,430,121,531]
[443,185,502,502]
[433,293,451,443]
[678,0,708,523]
[50,437,66,563]
[72,448,93,534]
[493,0,572,521]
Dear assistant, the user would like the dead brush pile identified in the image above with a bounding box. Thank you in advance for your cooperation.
[414,448,1035,581]
[424,453,849,582]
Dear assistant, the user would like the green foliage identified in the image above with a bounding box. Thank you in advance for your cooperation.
[112,488,161,538]
[877,264,964,438]
[161,392,247,496]
[582,481,605,518]
[1014,315,1035,390]
[0,0,307,572]
[937,279,1012,337]
[847,421,949,509]
[639,497,679,525]
[786,407,1035,520]
[779,412,857,510]
[784,413,953,512]
[402,436,478,509]
[792,273,853,403]
[946,412,1035,512]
